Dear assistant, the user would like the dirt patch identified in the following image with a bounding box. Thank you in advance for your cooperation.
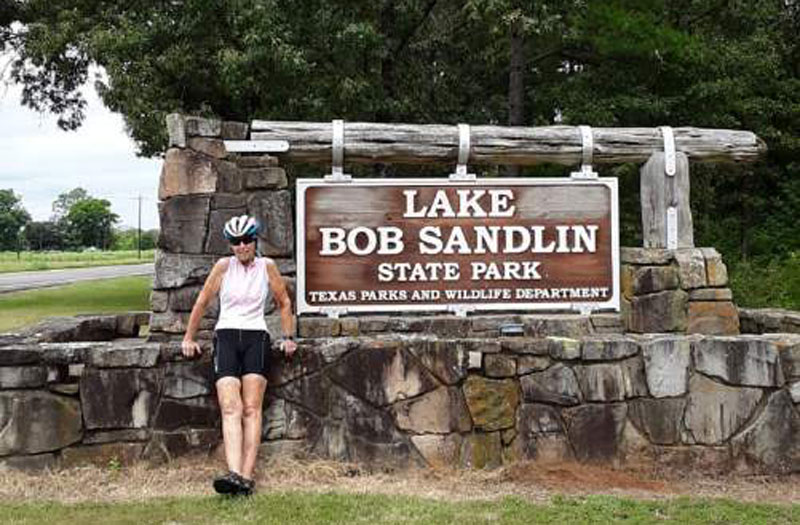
[0,455,797,505]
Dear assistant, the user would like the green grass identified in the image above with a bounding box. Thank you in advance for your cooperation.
[0,250,155,273]
[0,276,151,332]
[729,252,800,310]
[0,493,796,525]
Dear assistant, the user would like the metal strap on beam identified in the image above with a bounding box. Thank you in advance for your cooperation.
[450,124,476,180]
[571,125,598,179]
[325,119,351,182]
[660,126,678,249]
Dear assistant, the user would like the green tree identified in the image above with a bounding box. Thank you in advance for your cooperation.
[51,187,90,221]
[0,189,31,251]
[111,228,157,251]
[65,198,119,249]
[24,221,65,251]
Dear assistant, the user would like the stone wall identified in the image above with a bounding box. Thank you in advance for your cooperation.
[1,320,798,473]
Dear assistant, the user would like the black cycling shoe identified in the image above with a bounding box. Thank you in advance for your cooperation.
[213,471,245,495]
[238,477,255,496]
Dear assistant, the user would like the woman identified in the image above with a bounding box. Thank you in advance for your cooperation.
[181,214,297,496]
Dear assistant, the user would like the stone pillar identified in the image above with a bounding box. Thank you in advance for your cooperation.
[621,247,739,335]
[149,114,295,343]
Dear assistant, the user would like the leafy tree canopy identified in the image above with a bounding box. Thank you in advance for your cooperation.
[0,189,31,251]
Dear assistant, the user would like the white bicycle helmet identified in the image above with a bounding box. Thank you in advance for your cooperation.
[223,214,259,240]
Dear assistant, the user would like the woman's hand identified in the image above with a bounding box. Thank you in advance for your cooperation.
[281,338,297,358]
[182,338,202,358]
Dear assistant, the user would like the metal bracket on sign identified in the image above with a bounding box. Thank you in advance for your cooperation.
[321,307,348,319]
[325,119,352,182]
[570,125,598,179]
[573,303,595,316]
[450,124,476,180]
[660,126,678,249]
[448,304,475,318]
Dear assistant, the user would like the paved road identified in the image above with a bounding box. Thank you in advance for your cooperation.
[0,263,154,294]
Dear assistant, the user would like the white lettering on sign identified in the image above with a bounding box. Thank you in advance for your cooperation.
[320,226,404,256]
[403,189,516,218]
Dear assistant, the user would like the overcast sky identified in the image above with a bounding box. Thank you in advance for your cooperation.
[0,81,161,230]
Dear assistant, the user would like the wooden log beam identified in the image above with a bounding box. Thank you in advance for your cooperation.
[248,121,766,166]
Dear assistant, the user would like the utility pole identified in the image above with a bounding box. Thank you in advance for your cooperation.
[137,194,142,259]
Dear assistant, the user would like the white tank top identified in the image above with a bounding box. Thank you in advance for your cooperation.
[215,256,270,331]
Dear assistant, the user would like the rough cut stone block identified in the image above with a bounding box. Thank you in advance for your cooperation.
[641,337,691,397]
[0,453,57,472]
[163,360,212,399]
[84,340,160,368]
[185,116,222,137]
[779,342,800,380]
[628,398,686,445]
[520,363,581,406]
[158,148,218,200]
[166,113,186,147]
[153,251,217,290]
[411,434,463,469]
[463,376,519,431]
[628,290,688,333]
[153,396,220,431]
[258,440,310,461]
[61,443,145,468]
[393,387,472,434]
[215,160,243,193]
[563,403,627,461]
[0,366,47,388]
[81,369,162,429]
[688,288,733,301]
[701,248,728,287]
[502,338,549,355]
[0,391,82,455]
[620,248,673,265]
[40,342,95,364]
[694,337,783,387]
[468,351,482,370]
[387,317,428,332]
[247,191,294,256]
[221,121,249,140]
[573,358,647,402]
[150,311,215,334]
[144,429,220,463]
[428,317,472,338]
[84,429,150,445]
[0,347,41,366]
[359,317,389,333]
[684,374,762,445]
[517,356,551,375]
[244,167,288,190]
[24,316,117,343]
[590,314,624,334]
[484,354,516,378]
[167,285,202,312]
[515,404,569,461]
[674,249,707,289]
[651,445,731,475]
[521,315,593,338]
[790,382,800,403]
[236,155,279,168]
[547,337,581,360]
[327,343,437,406]
[581,336,639,361]
[630,266,679,295]
[471,315,520,333]
[620,264,634,300]
[157,196,211,254]
[187,137,227,159]
[460,432,503,469]
[732,390,800,473]
[298,318,340,338]
[687,301,740,335]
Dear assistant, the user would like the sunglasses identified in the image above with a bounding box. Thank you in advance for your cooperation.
[229,235,256,246]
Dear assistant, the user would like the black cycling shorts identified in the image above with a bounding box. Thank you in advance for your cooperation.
[213,329,272,381]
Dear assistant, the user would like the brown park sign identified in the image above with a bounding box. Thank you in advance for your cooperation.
[296,178,619,315]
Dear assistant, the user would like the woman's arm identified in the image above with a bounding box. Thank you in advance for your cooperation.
[267,261,297,357]
[181,259,228,357]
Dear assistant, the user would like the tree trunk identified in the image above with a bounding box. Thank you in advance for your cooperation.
[506,16,525,177]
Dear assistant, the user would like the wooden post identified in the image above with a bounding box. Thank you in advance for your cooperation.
[641,152,694,248]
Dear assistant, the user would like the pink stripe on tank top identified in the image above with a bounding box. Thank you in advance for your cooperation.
[215,256,270,331]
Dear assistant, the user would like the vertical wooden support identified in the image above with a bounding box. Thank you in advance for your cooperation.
[640,152,694,248]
